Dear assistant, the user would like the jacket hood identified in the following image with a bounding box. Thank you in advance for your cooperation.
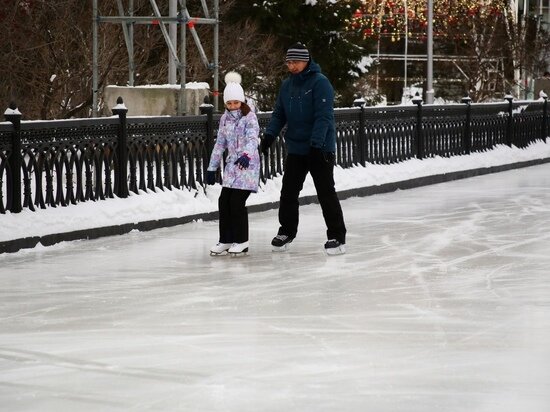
[292,59,321,80]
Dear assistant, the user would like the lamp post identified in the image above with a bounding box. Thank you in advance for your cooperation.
[404,0,408,102]
[426,0,434,104]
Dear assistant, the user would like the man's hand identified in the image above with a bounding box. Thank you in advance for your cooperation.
[309,146,324,162]
[260,134,275,156]
[309,147,334,164]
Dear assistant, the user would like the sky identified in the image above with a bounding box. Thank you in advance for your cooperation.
[2,139,550,245]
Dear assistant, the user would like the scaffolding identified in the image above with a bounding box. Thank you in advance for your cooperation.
[92,0,220,116]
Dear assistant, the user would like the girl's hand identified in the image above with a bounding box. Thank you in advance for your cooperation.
[234,153,250,170]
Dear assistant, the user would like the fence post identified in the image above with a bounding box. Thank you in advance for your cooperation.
[412,93,424,159]
[4,102,22,213]
[200,96,215,185]
[461,95,472,154]
[353,94,366,166]
[505,93,514,147]
[112,96,129,198]
[541,91,548,142]
[200,96,214,153]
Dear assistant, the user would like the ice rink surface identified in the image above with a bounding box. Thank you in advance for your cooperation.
[1,163,550,411]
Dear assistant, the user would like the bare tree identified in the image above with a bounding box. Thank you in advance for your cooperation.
[0,1,130,119]
[502,9,550,99]
[0,0,282,119]
[444,4,509,101]
[179,0,283,110]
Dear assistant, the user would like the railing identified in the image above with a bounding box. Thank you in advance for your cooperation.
[1,95,548,214]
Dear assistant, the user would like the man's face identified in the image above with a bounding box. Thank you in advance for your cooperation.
[286,60,308,75]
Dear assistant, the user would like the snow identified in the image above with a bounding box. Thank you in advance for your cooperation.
[112,102,127,111]
[1,140,550,244]
[3,107,22,116]
[106,82,210,90]
[355,55,374,74]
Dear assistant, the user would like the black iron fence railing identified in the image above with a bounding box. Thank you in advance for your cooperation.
[1,96,548,214]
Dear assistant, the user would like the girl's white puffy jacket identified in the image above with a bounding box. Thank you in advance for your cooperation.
[207,108,260,192]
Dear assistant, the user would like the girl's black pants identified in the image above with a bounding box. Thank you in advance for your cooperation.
[218,187,251,244]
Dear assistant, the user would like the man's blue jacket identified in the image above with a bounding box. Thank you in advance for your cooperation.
[266,60,336,155]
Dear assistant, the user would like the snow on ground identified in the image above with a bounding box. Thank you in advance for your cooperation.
[1,140,550,243]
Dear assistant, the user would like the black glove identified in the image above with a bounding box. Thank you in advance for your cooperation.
[309,147,334,164]
[234,153,250,169]
[260,133,275,156]
[206,170,216,185]
[309,146,324,162]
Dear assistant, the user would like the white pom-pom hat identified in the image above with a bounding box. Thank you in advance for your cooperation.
[223,71,245,103]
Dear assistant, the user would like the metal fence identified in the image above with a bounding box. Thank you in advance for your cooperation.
[1,96,548,214]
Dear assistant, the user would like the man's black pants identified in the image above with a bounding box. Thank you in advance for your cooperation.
[277,153,346,244]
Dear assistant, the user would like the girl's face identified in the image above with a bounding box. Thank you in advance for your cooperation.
[225,100,242,110]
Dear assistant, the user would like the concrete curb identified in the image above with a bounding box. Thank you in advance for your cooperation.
[2,157,550,254]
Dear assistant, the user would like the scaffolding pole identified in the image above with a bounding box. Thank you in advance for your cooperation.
[92,0,219,116]
[92,0,99,117]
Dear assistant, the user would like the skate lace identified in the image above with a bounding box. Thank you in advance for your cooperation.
[275,235,288,241]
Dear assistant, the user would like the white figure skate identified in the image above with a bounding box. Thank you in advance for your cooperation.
[210,243,232,256]
[228,241,249,256]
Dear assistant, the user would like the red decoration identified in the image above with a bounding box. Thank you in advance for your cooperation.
[349,0,507,42]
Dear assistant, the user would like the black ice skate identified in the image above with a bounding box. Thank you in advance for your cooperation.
[324,239,346,256]
[228,241,249,256]
[271,234,294,252]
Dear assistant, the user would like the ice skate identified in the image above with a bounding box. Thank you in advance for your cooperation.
[210,242,232,256]
[271,234,294,252]
[228,241,249,256]
[324,239,346,256]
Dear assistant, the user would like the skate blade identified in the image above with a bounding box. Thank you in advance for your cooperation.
[210,251,229,256]
[228,250,248,257]
[272,244,290,252]
[325,245,346,256]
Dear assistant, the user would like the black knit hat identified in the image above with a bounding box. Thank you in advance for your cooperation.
[285,42,310,62]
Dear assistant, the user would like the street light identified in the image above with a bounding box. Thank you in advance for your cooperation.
[404,0,408,103]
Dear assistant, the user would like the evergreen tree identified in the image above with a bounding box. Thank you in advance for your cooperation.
[226,0,364,105]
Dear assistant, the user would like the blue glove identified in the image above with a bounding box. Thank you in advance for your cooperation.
[234,153,250,169]
[206,170,216,185]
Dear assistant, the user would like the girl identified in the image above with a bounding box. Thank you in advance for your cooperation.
[206,72,260,256]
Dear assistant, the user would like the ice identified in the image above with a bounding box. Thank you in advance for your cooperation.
[1,164,550,411]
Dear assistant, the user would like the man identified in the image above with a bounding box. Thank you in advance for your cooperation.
[261,42,347,255]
